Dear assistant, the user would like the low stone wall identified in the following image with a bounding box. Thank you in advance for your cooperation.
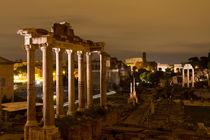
[194,89,210,99]
[59,107,130,140]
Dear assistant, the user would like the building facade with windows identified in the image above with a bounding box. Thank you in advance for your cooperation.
[0,57,14,101]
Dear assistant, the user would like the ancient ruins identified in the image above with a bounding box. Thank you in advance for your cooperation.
[17,22,107,140]
[182,64,195,88]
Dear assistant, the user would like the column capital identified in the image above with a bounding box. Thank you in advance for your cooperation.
[77,51,84,56]
[53,48,65,54]
[86,52,92,56]
[24,45,36,51]
[66,49,74,55]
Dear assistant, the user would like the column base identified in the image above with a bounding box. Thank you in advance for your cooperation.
[55,114,65,118]
[25,120,38,127]
[24,121,38,140]
[78,107,85,112]
[67,111,74,116]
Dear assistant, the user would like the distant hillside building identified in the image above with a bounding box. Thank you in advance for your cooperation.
[125,52,157,72]
[0,57,14,101]
[125,57,143,71]
[157,63,170,72]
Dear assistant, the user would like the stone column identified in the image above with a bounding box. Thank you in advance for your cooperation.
[133,78,138,103]
[192,69,195,88]
[24,45,37,140]
[54,48,64,118]
[0,84,2,123]
[130,82,133,98]
[77,51,85,111]
[208,71,210,88]
[100,52,107,108]
[187,69,190,88]
[86,52,93,108]
[182,69,185,87]
[41,46,55,129]
[84,64,87,107]
[66,50,75,115]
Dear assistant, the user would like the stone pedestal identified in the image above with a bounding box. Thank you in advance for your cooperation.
[67,50,75,115]
[54,48,64,118]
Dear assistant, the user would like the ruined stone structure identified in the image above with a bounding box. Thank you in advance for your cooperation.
[182,64,194,88]
[157,63,169,72]
[174,64,182,73]
[0,57,14,101]
[128,78,138,105]
[18,22,107,140]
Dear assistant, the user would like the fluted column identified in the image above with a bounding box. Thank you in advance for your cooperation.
[54,48,64,118]
[86,52,92,108]
[192,69,195,88]
[77,51,85,111]
[25,45,37,127]
[182,69,185,87]
[100,52,107,108]
[187,69,190,88]
[66,50,75,115]
[41,46,55,129]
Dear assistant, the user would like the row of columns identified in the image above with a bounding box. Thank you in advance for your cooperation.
[24,45,107,138]
[182,68,195,88]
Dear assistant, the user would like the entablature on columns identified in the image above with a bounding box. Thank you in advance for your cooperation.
[183,64,194,70]
[17,22,105,52]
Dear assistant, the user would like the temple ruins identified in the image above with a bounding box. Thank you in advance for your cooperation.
[17,22,107,140]
[182,64,195,88]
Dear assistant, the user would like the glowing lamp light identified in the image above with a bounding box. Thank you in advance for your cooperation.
[53,95,56,101]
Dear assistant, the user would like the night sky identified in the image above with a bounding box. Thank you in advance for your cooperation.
[0,0,210,64]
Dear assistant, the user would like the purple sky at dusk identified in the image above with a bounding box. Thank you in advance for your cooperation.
[0,0,210,64]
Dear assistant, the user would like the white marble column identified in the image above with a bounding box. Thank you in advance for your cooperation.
[182,69,185,87]
[54,48,64,118]
[77,51,85,111]
[130,82,133,98]
[66,50,75,115]
[187,69,190,88]
[25,45,37,127]
[100,52,107,108]
[41,46,55,129]
[86,52,93,108]
[192,69,195,88]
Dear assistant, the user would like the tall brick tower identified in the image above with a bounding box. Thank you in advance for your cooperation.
[143,52,147,63]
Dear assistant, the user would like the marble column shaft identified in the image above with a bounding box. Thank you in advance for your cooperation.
[54,48,64,117]
[100,52,107,108]
[86,52,92,108]
[0,83,2,123]
[25,46,37,126]
[192,69,195,88]
[187,69,190,88]
[41,46,55,128]
[182,69,185,87]
[77,51,85,111]
[67,50,75,115]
